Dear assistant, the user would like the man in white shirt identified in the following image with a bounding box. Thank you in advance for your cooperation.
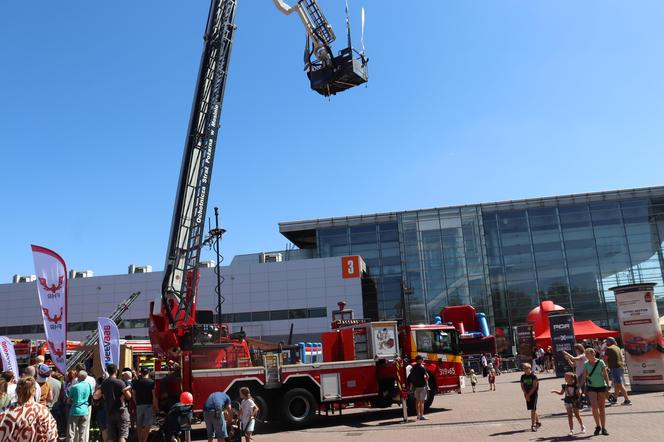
[23,366,41,402]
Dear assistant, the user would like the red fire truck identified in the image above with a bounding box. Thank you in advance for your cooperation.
[155,318,461,426]
[147,0,460,430]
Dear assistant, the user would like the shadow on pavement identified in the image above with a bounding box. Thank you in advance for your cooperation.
[534,436,593,441]
[246,406,452,434]
[488,429,529,436]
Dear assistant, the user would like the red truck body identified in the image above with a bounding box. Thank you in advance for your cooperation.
[155,319,462,427]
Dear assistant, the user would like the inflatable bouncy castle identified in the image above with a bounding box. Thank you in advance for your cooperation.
[440,305,496,355]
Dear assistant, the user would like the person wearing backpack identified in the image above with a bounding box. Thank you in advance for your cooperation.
[584,348,610,436]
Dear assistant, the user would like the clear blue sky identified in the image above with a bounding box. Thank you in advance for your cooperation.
[2,1,664,279]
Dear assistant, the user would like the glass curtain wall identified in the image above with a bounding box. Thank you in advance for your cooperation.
[317,222,401,320]
[398,207,492,325]
[483,196,664,350]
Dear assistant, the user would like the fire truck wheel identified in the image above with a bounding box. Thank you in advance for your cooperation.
[281,388,317,426]
[424,377,436,411]
[252,393,269,422]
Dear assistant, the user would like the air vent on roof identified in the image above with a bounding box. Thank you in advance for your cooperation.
[259,252,282,263]
[12,274,36,283]
[198,261,215,268]
[128,265,152,274]
[69,270,93,279]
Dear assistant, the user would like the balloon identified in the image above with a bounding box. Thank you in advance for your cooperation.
[180,391,193,405]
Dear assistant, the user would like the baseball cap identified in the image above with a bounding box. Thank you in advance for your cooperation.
[606,337,616,344]
[37,363,50,381]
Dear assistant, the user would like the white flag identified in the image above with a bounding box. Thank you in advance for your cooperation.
[0,337,19,376]
[31,245,68,374]
[97,317,120,376]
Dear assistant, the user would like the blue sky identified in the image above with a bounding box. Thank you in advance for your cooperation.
[2,1,663,279]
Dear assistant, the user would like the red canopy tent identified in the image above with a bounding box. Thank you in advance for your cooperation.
[535,320,619,346]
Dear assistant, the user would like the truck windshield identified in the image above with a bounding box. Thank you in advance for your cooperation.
[415,330,456,354]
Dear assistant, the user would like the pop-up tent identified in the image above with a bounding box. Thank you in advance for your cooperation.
[535,320,619,345]
[527,300,620,346]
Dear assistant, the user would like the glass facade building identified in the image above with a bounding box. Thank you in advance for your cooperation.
[280,186,664,353]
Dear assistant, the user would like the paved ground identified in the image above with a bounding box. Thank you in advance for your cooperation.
[192,371,664,441]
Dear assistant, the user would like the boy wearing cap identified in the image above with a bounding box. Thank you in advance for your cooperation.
[604,337,631,405]
[36,364,53,407]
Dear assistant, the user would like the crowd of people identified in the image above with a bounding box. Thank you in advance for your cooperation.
[0,359,155,442]
[0,357,263,442]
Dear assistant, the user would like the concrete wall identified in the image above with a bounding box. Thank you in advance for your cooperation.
[0,256,363,343]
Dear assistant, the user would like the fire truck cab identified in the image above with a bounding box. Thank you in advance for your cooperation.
[400,324,463,402]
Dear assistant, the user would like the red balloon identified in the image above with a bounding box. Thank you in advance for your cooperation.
[180,391,193,405]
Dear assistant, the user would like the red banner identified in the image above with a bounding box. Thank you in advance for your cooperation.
[31,245,68,373]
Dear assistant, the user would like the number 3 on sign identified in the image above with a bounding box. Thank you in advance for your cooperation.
[342,256,360,279]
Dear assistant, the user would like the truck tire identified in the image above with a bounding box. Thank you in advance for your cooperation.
[424,377,436,411]
[370,380,394,408]
[253,392,269,423]
[281,388,317,426]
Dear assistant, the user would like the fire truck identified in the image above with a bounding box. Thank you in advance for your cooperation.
[143,0,462,428]
[155,311,461,426]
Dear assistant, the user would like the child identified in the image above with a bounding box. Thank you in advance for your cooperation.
[488,368,496,391]
[469,369,478,393]
[551,372,585,436]
[520,363,541,432]
[239,386,259,442]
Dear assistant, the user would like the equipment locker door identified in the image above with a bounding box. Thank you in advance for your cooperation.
[321,372,341,400]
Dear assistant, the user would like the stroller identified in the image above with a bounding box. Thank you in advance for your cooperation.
[148,402,193,442]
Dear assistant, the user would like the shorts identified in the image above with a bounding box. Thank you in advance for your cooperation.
[526,394,538,410]
[107,408,130,440]
[204,409,228,439]
[414,387,428,402]
[136,404,154,428]
[610,367,625,385]
[242,419,255,434]
[564,398,580,410]
[587,386,607,393]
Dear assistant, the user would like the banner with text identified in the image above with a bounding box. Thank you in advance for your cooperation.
[31,245,67,374]
[613,283,664,392]
[548,312,576,378]
[97,317,120,376]
[515,324,534,365]
[0,337,19,375]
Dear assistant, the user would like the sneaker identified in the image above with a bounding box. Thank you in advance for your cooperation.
[601,428,609,436]
[594,426,601,436]
[531,426,537,432]
[420,415,429,420]
[536,421,542,428]
[622,400,632,406]
[580,425,586,434]
[568,431,574,437]
[416,416,422,420]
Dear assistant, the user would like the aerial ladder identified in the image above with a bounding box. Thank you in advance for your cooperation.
[149,0,368,396]
[67,291,141,370]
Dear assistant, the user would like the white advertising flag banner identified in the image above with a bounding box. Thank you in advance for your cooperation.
[97,317,120,376]
[613,283,664,392]
[0,337,19,375]
[31,245,67,374]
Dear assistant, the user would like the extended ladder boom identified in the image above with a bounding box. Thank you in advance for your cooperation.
[150,0,240,360]
[67,291,141,370]
[160,0,238,336]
